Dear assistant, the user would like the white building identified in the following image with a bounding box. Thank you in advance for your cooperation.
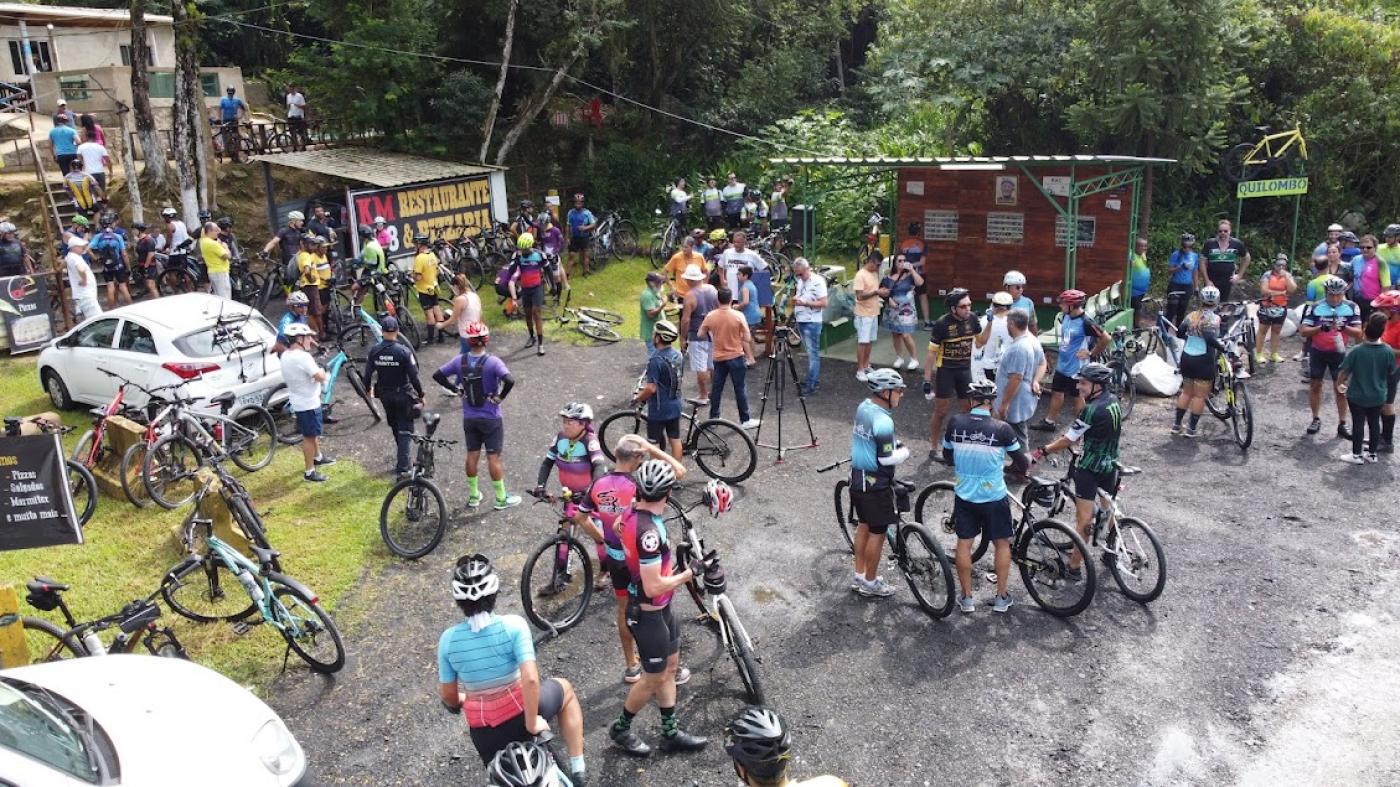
[1,2,176,83]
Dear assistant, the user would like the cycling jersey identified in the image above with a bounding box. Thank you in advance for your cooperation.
[850,398,897,492]
[510,251,546,289]
[544,429,604,496]
[1301,299,1361,354]
[1010,294,1036,321]
[1054,311,1104,376]
[1379,244,1400,287]
[702,188,722,217]
[566,208,595,238]
[412,251,438,294]
[1202,237,1247,281]
[437,613,535,728]
[943,408,1021,503]
[928,312,981,368]
[645,346,684,421]
[1067,393,1122,474]
[1130,251,1150,297]
[579,472,635,557]
[360,239,386,275]
[1168,249,1200,286]
[218,96,245,122]
[620,506,674,606]
[539,226,563,258]
[1261,272,1291,307]
[1178,309,1225,358]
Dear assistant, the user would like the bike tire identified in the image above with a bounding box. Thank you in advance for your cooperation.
[227,406,277,472]
[269,579,346,674]
[71,428,97,467]
[337,323,378,361]
[665,500,711,620]
[1114,360,1137,421]
[577,323,620,343]
[65,459,97,527]
[897,523,957,619]
[833,479,854,553]
[379,478,447,559]
[142,434,205,509]
[1230,381,1254,449]
[1220,142,1255,184]
[226,494,275,556]
[324,288,355,336]
[597,411,645,462]
[1016,518,1096,617]
[613,221,640,259]
[913,480,988,564]
[648,237,665,269]
[119,442,153,507]
[576,307,624,325]
[520,535,594,633]
[1205,374,1229,419]
[21,616,86,661]
[262,384,301,446]
[1108,516,1167,603]
[715,594,765,705]
[159,268,196,296]
[399,311,422,348]
[161,553,258,623]
[345,365,380,421]
[692,418,757,484]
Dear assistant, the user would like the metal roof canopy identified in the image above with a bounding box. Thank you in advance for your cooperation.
[250,148,505,189]
[771,153,1177,304]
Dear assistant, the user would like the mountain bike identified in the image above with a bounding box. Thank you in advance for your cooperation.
[6,416,97,527]
[70,368,145,473]
[162,517,345,673]
[264,343,380,446]
[140,387,278,509]
[822,461,956,619]
[520,489,596,634]
[598,393,758,483]
[559,305,623,343]
[1220,124,1311,184]
[1205,330,1255,450]
[18,576,188,663]
[155,243,202,296]
[379,413,453,559]
[649,211,683,269]
[1134,296,1182,368]
[1219,301,1259,375]
[589,210,640,264]
[117,381,191,508]
[910,476,1097,617]
[1099,326,1138,420]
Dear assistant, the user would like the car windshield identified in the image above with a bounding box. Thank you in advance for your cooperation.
[173,312,277,358]
[0,678,98,783]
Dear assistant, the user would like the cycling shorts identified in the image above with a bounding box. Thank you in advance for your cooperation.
[1051,370,1080,395]
[1309,350,1344,381]
[626,603,680,674]
[518,285,543,308]
[647,416,680,445]
[463,417,504,454]
[1072,467,1118,502]
[466,677,565,765]
[850,486,898,536]
[934,365,972,399]
[603,553,631,600]
[101,266,130,284]
[1179,353,1215,382]
[568,234,589,252]
[952,496,1013,541]
[417,291,438,311]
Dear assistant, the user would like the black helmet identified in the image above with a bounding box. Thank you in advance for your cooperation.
[1075,362,1114,385]
[216,217,234,230]
[1180,233,1196,245]
[413,233,431,245]
[944,287,970,308]
[198,209,212,221]
[486,741,553,787]
[357,224,374,238]
[98,214,114,228]
[725,706,791,777]
[131,221,147,231]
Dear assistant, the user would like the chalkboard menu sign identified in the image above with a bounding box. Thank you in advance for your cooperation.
[0,275,56,354]
[0,434,82,552]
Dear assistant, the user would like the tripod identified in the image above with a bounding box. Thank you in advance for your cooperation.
[753,326,818,462]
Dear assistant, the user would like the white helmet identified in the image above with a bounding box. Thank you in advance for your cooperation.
[559,402,594,421]
[286,291,309,306]
[0,221,16,234]
[865,368,907,393]
[451,554,500,601]
[287,210,304,222]
[1198,285,1221,306]
[374,215,387,225]
[1003,270,1027,287]
[634,459,677,501]
[161,207,178,218]
[284,322,315,338]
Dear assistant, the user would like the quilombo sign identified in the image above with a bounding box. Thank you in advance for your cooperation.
[1236,177,1309,199]
[348,176,495,259]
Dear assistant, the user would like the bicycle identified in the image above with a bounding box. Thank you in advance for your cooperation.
[1204,320,1255,449]
[1134,296,1182,368]
[117,381,188,508]
[598,391,758,483]
[70,368,146,473]
[378,413,453,559]
[5,416,97,527]
[140,385,278,509]
[162,515,346,673]
[822,462,956,619]
[1099,326,1138,420]
[909,475,1097,617]
[1219,300,1259,375]
[519,489,596,634]
[155,243,203,295]
[1220,124,1311,184]
[589,210,640,266]
[264,341,380,446]
[649,210,683,269]
[558,305,623,343]
[17,576,188,663]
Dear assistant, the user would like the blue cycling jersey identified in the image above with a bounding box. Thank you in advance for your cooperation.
[1168,250,1199,286]
[850,398,896,491]
[943,409,1021,504]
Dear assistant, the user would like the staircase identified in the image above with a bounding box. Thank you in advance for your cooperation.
[1,81,71,242]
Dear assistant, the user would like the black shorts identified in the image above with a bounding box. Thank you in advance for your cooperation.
[463,416,504,454]
[1130,294,1145,314]
[136,264,158,282]
[1051,370,1080,395]
[627,603,680,674]
[935,365,973,399]
[518,285,543,308]
[417,291,438,311]
[1073,466,1117,502]
[952,496,1014,541]
[318,287,331,307]
[568,234,589,252]
[646,416,680,444]
[604,553,631,599]
[1206,269,1234,302]
[850,485,898,536]
[467,677,565,764]
[1309,350,1344,381]
[1179,353,1216,382]
[102,266,129,284]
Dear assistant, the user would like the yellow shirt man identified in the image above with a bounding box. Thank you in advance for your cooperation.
[412,251,438,295]
[666,249,705,297]
[199,235,230,275]
[298,251,331,288]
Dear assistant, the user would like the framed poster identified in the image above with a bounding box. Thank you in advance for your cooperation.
[986,213,1025,244]
[994,175,1018,206]
[922,210,959,241]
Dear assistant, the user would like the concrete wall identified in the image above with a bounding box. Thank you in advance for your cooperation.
[1,23,175,83]
[29,66,247,116]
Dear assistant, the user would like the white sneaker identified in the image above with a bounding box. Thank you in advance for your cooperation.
[892,357,906,369]
[906,358,919,371]
[1338,452,1365,465]
[1364,452,1379,464]
[855,368,870,382]
[740,418,761,429]
[855,577,897,598]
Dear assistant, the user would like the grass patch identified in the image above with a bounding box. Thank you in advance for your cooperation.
[468,256,656,346]
[0,354,391,689]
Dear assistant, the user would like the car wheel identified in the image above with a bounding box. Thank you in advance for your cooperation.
[42,369,74,410]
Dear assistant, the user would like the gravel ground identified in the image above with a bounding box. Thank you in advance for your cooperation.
[267,334,1400,786]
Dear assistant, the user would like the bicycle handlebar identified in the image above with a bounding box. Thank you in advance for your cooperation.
[816,459,851,473]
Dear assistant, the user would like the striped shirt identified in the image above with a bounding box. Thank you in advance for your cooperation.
[437,614,535,728]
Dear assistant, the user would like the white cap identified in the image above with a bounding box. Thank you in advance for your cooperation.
[374,216,386,224]
[1328,223,1344,232]
[682,264,705,281]
[57,99,67,106]
[67,237,88,249]
[992,291,1014,306]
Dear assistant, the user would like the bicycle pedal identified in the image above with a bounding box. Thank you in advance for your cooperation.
[230,620,254,636]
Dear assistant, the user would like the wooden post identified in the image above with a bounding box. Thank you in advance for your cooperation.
[22,107,70,330]
[0,585,28,668]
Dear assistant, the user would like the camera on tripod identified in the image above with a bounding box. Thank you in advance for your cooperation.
[771,325,795,343]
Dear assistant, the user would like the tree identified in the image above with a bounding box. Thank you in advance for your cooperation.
[170,0,205,222]
[129,0,169,186]
[479,0,519,162]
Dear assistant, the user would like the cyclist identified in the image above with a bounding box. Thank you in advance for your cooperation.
[0,222,32,278]
[509,232,548,355]
[511,200,538,239]
[610,459,711,757]
[923,288,984,458]
[280,322,336,482]
[1381,226,1400,290]
[1030,362,1121,579]
[433,322,523,510]
[89,213,131,308]
[160,206,192,281]
[633,319,686,460]
[362,315,423,478]
[702,177,723,229]
[668,177,692,222]
[943,377,1030,614]
[412,233,447,345]
[577,433,686,684]
[1002,270,1036,329]
[294,234,331,338]
[1165,233,1199,326]
[1201,219,1250,302]
[725,705,848,787]
[1030,289,1107,433]
[437,555,587,785]
[272,291,311,354]
[1129,236,1151,319]
[217,86,247,162]
[1258,254,1296,364]
[849,368,911,598]
[131,221,159,301]
[564,194,595,279]
[722,173,746,229]
[537,213,568,293]
[532,402,607,592]
[374,215,392,250]
[1354,234,1392,320]
[352,223,387,305]
[1299,275,1364,438]
[1371,289,1400,453]
[1313,223,1343,260]
[486,741,577,787]
[1170,285,1229,438]
[706,228,729,264]
[262,210,305,269]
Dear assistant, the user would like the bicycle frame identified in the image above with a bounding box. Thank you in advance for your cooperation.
[1247,126,1307,164]
[194,532,310,640]
[171,404,257,459]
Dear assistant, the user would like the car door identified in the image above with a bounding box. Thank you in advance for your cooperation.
[111,318,161,407]
[62,317,121,404]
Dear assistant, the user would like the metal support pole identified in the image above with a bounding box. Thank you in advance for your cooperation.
[1289,193,1302,266]
[1066,164,1078,289]
[17,21,33,78]
[261,162,278,235]
[1125,174,1142,311]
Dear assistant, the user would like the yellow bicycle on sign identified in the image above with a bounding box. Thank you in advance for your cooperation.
[1221,124,1311,184]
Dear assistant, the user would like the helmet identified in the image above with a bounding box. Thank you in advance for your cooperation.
[1059,289,1086,305]
[286,291,309,306]
[1002,270,1026,287]
[161,207,178,218]
[559,402,593,421]
[1328,223,1344,232]
[287,210,304,222]
[1385,224,1400,237]
[373,215,386,225]
[652,319,679,343]
[1075,362,1114,385]
[1198,285,1221,305]
[865,368,907,393]
[413,233,431,245]
[1323,275,1348,294]
[486,742,553,787]
[725,706,791,775]
[0,221,15,233]
[131,221,146,231]
[71,215,90,227]
[451,553,500,601]
[283,322,315,339]
[1180,233,1196,245]
[1371,290,1400,310]
[518,199,534,209]
[1340,231,1359,243]
[464,321,490,342]
[691,228,705,238]
[516,233,536,250]
[98,214,113,228]
[944,288,970,308]
[634,458,677,501]
[358,224,374,238]
[313,235,330,246]
[704,479,733,517]
[966,377,998,401]
[197,209,212,221]
[709,228,727,242]
[216,217,234,230]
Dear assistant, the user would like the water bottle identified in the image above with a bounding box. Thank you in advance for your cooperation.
[81,630,107,656]
[234,564,265,604]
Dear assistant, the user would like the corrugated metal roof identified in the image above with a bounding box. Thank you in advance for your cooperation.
[250,148,506,188]
[0,3,173,25]
[768,154,1176,166]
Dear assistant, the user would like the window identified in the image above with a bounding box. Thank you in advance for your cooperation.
[147,72,220,99]
[200,73,220,98]
[59,78,90,102]
[7,42,23,77]
[75,318,118,349]
[0,681,100,784]
[922,210,959,242]
[174,313,276,358]
[119,45,155,67]
[1055,215,1097,247]
[118,320,157,354]
[8,40,52,75]
[986,213,1025,244]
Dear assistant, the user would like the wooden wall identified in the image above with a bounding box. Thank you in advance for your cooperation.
[895,166,1136,308]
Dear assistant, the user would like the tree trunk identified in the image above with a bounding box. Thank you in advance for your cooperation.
[493,44,585,165]
[170,1,201,223]
[1139,133,1157,240]
[129,0,169,183]
[116,108,144,222]
[479,0,519,162]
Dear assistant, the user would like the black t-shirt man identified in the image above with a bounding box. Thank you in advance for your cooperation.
[1201,233,1249,301]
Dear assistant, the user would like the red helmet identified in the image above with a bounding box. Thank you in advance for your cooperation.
[464,321,490,343]
[1059,289,1087,305]
[704,479,733,518]
[1372,290,1400,311]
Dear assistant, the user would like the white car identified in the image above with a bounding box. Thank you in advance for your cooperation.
[36,294,284,415]
[0,655,307,785]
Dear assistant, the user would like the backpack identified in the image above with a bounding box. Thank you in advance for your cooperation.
[459,353,490,409]
[283,255,302,286]
[92,229,122,268]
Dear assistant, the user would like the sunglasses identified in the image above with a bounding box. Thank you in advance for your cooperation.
[1361,245,1375,250]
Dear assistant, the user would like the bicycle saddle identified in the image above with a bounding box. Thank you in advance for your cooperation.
[1028,476,1056,488]
[27,577,69,593]
[1114,462,1142,476]
[209,391,237,411]
[685,397,707,407]
[1254,125,1272,133]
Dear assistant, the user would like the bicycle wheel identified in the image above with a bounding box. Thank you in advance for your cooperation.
[577,322,620,343]
[345,364,380,421]
[1113,360,1137,421]
[649,237,666,269]
[119,442,153,507]
[70,428,97,466]
[665,502,710,620]
[262,385,301,446]
[22,617,86,661]
[897,523,957,619]
[715,594,765,705]
[66,460,97,527]
[1107,516,1167,603]
[227,406,277,472]
[1220,142,1255,184]
[159,268,196,296]
[324,288,355,335]
[379,478,447,559]
[1015,518,1095,617]
[1229,381,1254,449]
[398,311,422,348]
[161,554,258,622]
[597,410,645,462]
[833,480,854,552]
[142,434,205,509]
[692,419,757,484]
[337,323,378,361]
[577,307,624,325]
[913,480,987,563]
[1205,374,1229,419]
[520,535,594,633]
[613,221,640,259]
[268,579,346,674]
